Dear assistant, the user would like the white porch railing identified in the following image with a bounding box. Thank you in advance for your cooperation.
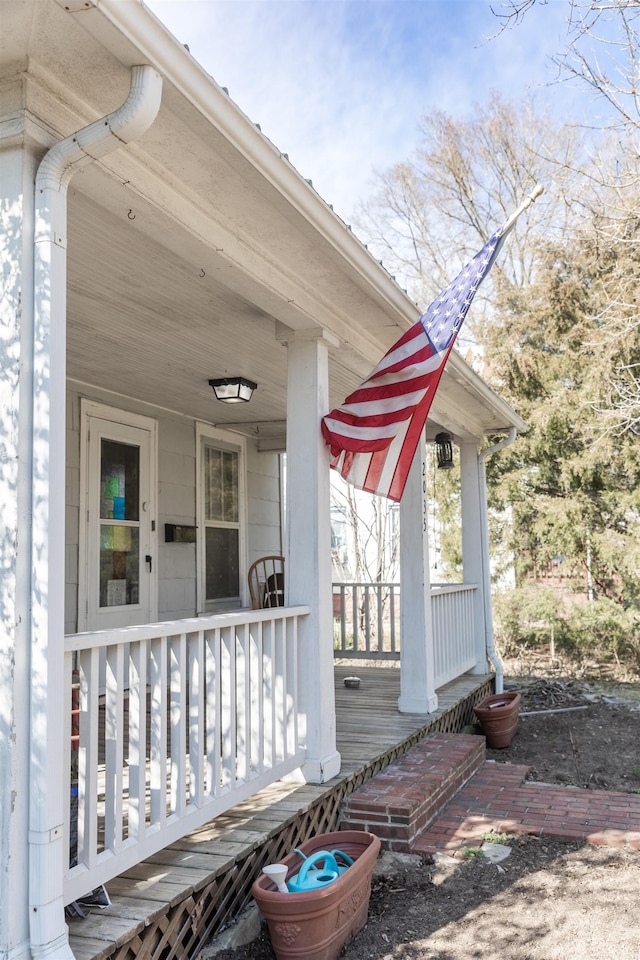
[430,584,478,687]
[333,582,478,686]
[63,607,308,904]
[332,582,400,659]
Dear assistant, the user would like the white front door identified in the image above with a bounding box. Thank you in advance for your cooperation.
[79,402,157,631]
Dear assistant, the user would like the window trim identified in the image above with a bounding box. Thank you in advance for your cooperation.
[195,422,248,613]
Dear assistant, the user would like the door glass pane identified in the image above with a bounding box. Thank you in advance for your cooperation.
[205,528,239,600]
[99,439,140,608]
[99,526,140,607]
[100,440,139,521]
[204,447,238,523]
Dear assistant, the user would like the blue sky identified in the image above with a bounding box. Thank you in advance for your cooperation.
[145,0,584,219]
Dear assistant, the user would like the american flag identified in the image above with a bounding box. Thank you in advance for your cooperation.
[321,227,508,502]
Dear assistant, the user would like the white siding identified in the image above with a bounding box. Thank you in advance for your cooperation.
[158,417,197,620]
[246,445,283,565]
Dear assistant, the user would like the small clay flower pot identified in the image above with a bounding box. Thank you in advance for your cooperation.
[473,691,521,748]
[252,830,380,960]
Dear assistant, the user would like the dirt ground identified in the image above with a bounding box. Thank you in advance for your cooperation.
[210,674,640,960]
[485,674,640,792]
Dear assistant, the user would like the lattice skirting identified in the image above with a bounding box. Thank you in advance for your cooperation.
[104,678,493,960]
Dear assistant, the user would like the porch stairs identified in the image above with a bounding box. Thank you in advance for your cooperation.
[340,733,486,851]
[341,732,640,855]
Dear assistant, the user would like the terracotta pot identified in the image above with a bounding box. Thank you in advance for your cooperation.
[252,830,381,960]
[473,691,521,748]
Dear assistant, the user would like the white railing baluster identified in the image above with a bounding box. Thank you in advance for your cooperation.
[220,626,234,790]
[205,627,221,797]
[251,621,263,776]
[274,618,285,764]
[170,633,188,817]
[236,623,249,783]
[150,634,168,827]
[338,585,347,650]
[77,646,99,868]
[390,585,398,654]
[362,586,369,654]
[351,584,358,652]
[128,638,147,841]
[261,619,274,770]
[104,642,125,853]
[286,617,298,758]
[64,651,75,871]
[189,630,205,806]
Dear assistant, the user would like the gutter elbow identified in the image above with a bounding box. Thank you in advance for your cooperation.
[37,65,162,192]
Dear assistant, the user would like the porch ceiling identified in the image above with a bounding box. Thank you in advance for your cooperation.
[5,0,526,446]
[66,181,292,434]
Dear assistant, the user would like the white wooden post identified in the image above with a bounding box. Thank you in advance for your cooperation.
[460,441,489,674]
[30,132,78,960]
[283,330,341,783]
[0,133,38,960]
[398,440,438,713]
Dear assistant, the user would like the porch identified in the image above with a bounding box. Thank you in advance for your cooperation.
[64,583,479,903]
[67,664,493,960]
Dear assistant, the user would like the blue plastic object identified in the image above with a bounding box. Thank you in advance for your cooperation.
[287,848,354,893]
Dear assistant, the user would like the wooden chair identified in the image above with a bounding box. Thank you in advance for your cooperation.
[248,555,285,609]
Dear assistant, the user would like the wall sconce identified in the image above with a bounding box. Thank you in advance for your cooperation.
[209,377,257,403]
[435,432,454,469]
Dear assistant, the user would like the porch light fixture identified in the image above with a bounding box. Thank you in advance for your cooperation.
[435,432,454,469]
[209,377,257,404]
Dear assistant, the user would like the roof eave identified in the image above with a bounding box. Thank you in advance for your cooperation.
[53,0,418,329]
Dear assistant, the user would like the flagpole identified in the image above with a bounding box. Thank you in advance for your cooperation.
[501,183,544,236]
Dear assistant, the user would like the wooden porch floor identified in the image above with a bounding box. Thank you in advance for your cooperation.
[68,666,493,960]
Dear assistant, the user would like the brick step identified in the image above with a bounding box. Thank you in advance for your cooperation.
[340,733,487,852]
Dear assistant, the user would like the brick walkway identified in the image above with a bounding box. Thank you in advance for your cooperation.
[414,758,640,855]
[342,733,640,856]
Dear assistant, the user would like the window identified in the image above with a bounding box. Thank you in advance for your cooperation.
[204,446,239,603]
[197,426,246,611]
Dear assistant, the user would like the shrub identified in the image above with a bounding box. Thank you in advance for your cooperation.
[493,585,640,673]
[561,597,640,668]
[493,585,563,654]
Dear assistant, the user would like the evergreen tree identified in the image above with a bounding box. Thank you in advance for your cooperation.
[483,232,640,608]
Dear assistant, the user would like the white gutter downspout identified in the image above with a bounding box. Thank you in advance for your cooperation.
[30,65,162,959]
[478,427,518,695]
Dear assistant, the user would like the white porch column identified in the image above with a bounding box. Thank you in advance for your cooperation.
[398,440,438,713]
[283,330,341,783]
[460,441,489,674]
[0,130,38,960]
[30,137,76,959]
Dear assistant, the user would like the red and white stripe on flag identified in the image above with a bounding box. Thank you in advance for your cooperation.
[321,320,454,501]
[321,226,508,502]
